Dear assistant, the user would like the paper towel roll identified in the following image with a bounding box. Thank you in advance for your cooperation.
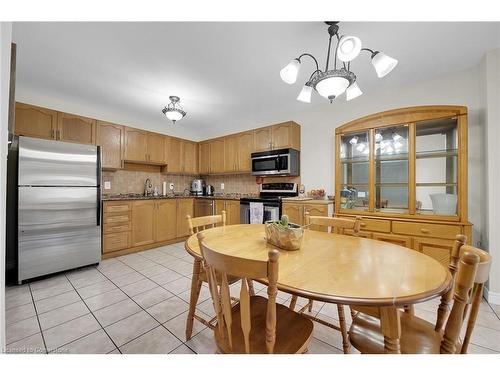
[162,181,167,196]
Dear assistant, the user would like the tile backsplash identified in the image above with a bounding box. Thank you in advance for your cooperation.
[102,169,300,196]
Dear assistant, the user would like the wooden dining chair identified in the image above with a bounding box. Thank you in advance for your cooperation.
[348,245,490,354]
[197,231,314,354]
[288,214,361,354]
[185,212,255,340]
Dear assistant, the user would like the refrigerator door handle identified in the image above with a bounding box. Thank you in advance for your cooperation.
[97,188,101,226]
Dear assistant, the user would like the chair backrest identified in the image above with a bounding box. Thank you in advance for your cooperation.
[197,231,279,354]
[187,211,226,235]
[304,213,361,235]
[440,251,480,353]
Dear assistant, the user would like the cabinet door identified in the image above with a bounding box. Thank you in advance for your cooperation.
[156,199,177,242]
[124,128,147,162]
[272,123,292,150]
[224,136,238,172]
[176,199,194,237]
[97,121,123,170]
[57,112,96,145]
[254,126,273,151]
[372,233,412,248]
[283,203,303,226]
[15,103,57,140]
[198,142,210,174]
[166,137,182,173]
[413,237,454,267]
[225,200,240,225]
[131,201,156,247]
[146,133,165,164]
[304,204,329,232]
[237,131,254,172]
[210,139,225,173]
[183,141,198,174]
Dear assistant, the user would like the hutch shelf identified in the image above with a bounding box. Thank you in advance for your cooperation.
[334,105,472,266]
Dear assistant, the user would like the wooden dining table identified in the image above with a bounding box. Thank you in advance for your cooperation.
[184,224,452,353]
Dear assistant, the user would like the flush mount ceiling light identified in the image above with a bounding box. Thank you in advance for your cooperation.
[162,96,186,124]
[280,22,398,103]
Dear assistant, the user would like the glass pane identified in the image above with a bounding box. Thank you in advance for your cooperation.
[416,118,458,216]
[340,131,369,211]
[374,125,409,212]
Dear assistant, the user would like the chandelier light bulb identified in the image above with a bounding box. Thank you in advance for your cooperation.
[337,35,362,62]
[296,83,313,103]
[346,81,363,101]
[371,51,398,78]
[280,59,301,84]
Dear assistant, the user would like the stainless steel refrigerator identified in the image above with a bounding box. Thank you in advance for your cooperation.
[16,136,101,283]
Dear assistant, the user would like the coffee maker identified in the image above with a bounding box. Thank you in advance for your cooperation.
[190,179,205,196]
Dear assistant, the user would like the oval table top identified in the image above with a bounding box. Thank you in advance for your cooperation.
[185,224,452,307]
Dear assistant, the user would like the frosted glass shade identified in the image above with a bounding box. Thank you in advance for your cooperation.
[337,35,362,62]
[280,59,301,84]
[346,82,363,101]
[165,110,183,122]
[315,76,350,100]
[296,84,313,103]
[371,52,398,78]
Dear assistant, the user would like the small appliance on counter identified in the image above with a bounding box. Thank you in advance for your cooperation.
[204,184,215,196]
[190,179,205,196]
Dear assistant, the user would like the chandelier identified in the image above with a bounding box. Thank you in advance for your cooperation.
[162,96,187,124]
[280,22,398,103]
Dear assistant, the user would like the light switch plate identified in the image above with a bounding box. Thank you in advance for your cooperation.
[169,183,174,190]
[104,181,111,190]
[220,183,225,190]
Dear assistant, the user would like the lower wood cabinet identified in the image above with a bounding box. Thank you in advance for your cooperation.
[131,200,156,247]
[176,198,194,238]
[102,201,132,254]
[156,199,177,242]
[215,199,240,225]
[282,201,333,231]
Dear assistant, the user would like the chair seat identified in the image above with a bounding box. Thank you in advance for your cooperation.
[349,312,443,354]
[214,295,314,354]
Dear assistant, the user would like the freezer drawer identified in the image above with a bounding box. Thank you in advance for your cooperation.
[19,136,98,187]
[18,186,101,282]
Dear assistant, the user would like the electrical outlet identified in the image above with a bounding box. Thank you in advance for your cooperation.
[169,183,174,190]
[220,183,225,190]
[104,181,111,190]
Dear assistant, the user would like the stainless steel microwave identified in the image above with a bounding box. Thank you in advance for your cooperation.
[251,148,300,176]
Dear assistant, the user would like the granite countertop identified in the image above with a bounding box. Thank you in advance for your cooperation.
[102,194,253,201]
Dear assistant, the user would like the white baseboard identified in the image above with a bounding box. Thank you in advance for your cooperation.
[484,288,500,305]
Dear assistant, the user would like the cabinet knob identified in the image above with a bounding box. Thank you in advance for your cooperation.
[420,228,430,234]
[360,222,366,227]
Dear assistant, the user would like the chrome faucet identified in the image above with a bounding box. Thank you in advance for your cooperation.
[144,178,153,196]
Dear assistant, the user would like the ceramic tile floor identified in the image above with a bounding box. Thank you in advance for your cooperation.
[4,242,500,354]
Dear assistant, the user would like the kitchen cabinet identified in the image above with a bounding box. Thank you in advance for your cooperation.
[413,237,455,267]
[372,233,412,248]
[210,138,225,173]
[282,201,332,229]
[216,200,240,225]
[182,141,198,174]
[282,203,303,226]
[124,127,148,163]
[14,102,58,140]
[177,198,194,237]
[97,121,123,170]
[198,141,210,174]
[131,200,156,247]
[57,112,96,145]
[253,122,300,152]
[224,135,239,172]
[102,201,131,254]
[156,199,177,242]
[237,131,254,172]
[166,137,182,173]
[146,132,165,164]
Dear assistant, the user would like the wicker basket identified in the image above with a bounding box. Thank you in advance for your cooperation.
[265,222,304,251]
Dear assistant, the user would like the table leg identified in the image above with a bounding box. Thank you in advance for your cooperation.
[380,307,401,354]
[186,257,203,341]
[337,304,351,354]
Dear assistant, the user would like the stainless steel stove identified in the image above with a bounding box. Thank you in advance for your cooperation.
[240,183,298,224]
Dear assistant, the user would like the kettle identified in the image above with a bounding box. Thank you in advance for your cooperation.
[205,185,215,196]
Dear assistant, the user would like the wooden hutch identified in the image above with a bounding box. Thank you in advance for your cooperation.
[334,105,472,267]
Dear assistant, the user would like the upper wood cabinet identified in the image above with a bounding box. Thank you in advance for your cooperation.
[237,131,254,172]
[253,122,300,152]
[57,112,96,145]
[224,135,239,172]
[182,140,198,174]
[97,121,123,170]
[146,132,165,164]
[210,138,225,174]
[14,103,58,140]
[198,142,210,174]
[124,127,148,162]
[165,136,182,173]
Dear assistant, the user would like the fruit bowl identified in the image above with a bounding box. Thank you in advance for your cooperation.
[308,188,326,200]
[265,215,304,251]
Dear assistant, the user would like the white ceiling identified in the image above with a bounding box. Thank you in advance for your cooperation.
[12,22,500,140]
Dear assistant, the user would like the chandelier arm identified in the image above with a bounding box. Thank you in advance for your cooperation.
[361,47,377,57]
[325,34,333,71]
[308,69,322,82]
[297,53,320,71]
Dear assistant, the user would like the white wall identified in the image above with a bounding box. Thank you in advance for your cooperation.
[290,66,485,246]
[481,48,500,303]
[0,22,13,352]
